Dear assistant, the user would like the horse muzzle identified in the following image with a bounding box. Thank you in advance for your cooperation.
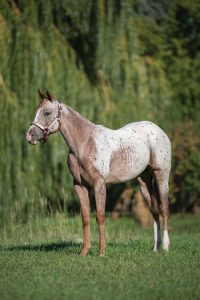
[26,126,44,145]
[26,132,39,145]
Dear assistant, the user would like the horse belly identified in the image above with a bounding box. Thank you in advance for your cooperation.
[106,144,150,183]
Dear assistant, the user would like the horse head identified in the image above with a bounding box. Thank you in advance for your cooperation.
[26,90,62,144]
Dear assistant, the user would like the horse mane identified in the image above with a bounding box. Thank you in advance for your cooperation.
[66,105,94,125]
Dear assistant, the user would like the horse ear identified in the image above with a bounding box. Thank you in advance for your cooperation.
[38,89,45,100]
[46,90,55,101]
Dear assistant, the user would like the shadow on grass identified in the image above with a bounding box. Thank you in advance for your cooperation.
[0,240,152,255]
[1,241,82,254]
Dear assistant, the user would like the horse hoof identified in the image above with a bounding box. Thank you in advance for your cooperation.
[98,253,105,257]
[163,247,169,252]
[79,249,89,256]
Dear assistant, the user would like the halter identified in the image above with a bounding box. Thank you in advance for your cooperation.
[31,104,62,142]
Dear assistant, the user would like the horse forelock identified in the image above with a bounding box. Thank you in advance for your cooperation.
[37,98,50,109]
[38,99,46,108]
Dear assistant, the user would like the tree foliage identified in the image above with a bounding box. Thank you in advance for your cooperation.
[0,0,199,222]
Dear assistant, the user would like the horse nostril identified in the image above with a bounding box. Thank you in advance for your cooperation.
[26,133,30,141]
[28,129,35,138]
[26,131,33,142]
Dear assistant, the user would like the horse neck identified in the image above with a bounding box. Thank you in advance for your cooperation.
[59,104,95,156]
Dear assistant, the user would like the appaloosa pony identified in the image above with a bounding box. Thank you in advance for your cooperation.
[26,90,171,256]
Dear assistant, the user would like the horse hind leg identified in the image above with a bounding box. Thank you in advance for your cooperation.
[153,169,170,251]
[137,169,161,251]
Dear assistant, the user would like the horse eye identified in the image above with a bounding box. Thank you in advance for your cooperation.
[44,111,52,116]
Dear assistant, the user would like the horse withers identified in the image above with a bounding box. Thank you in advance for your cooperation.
[26,90,171,256]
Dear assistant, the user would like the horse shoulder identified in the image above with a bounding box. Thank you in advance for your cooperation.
[69,132,100,185]
[67,153,81,184]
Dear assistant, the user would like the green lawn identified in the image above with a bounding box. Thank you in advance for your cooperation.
[0,214,200,300]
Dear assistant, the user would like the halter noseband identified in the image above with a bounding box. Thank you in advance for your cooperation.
[31,104,62,142]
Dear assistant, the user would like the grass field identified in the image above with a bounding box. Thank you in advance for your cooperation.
[0,214,200,300]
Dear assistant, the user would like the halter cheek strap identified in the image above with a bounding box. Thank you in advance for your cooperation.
[31,105,62,142]
[31,122,46,131]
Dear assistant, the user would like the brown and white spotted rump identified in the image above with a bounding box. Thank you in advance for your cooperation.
[26,90,171,256]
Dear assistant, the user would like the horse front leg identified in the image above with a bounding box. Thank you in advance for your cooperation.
[94,179,106,256]
[67,153,91,256]
[74,183,91,256]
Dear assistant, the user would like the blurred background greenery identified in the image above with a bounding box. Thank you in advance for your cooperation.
[0,0,200,226]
